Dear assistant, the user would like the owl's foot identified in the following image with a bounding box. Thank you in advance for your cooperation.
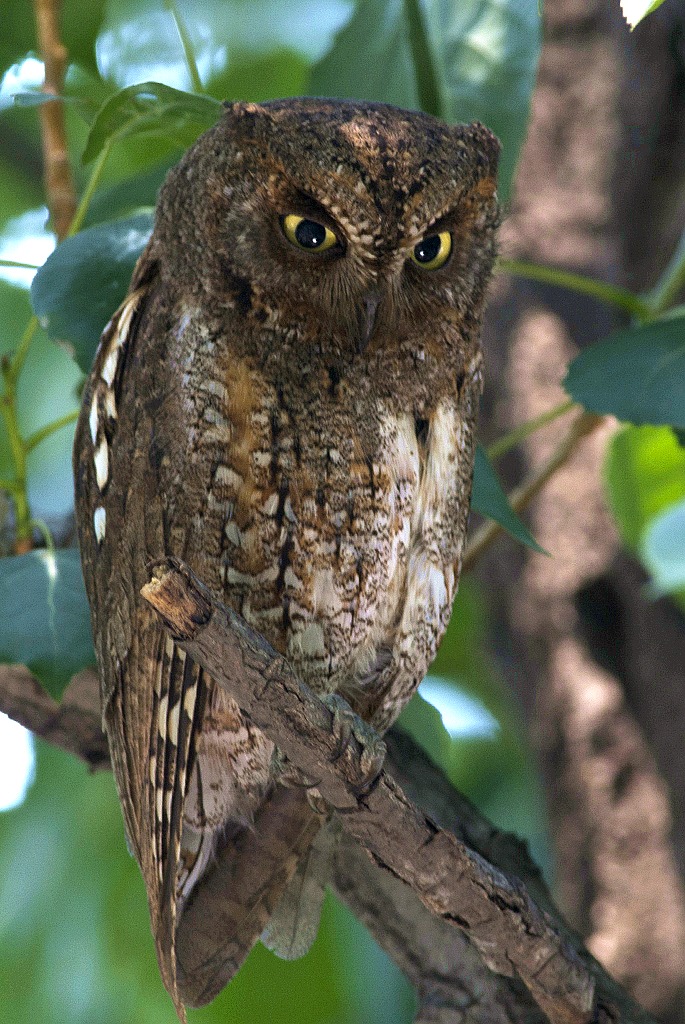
[321,693,386,797]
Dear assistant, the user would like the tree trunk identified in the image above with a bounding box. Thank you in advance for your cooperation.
[477,1,685,1018]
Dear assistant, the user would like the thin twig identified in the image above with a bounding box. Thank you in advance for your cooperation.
[498,259,652,323]
[464,411,604,572]
[25,408,79,453]
[33,0,77,240]
[487,398,576,461]
[0,259,41,271]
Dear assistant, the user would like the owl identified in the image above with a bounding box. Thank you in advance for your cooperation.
[73,98,499,1019]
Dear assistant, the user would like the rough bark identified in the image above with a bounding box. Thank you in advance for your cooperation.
[476,1,685,1019]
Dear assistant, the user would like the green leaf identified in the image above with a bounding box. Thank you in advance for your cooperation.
[565,315,685,429]
[0,550,95,700]
[422,0,541,201]
[82,81,222,164]
[310,0,420,110]
[30,211,153,373]
[604,425,685,551]
[471,445,547,553]
[620,0,667,29]
[640,497,685,598]
[95,0,345,100]
[310,0,540,202]
[83,159,175,226]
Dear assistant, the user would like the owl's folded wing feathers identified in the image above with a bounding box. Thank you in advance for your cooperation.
[75,261,324,1020]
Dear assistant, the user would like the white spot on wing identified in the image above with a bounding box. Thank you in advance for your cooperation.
[93,506,106,543]
[183,683,197,719]
[214,465,244,491]
[104,389,117,421]
[225,520,242,546]
[168,699,180,746]
[94,437,109,490]
[261,492,279,516]
[89,393,98,444]
[100,344,120,387]
[157,693,169,742]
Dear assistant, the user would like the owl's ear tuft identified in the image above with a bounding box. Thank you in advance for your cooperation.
[222,101,270,128]
[466,122,501,179]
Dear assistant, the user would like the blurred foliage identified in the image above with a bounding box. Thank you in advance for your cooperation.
[0,0,683,1019]
[0,550,94,699]
[0,739,417,1024]
[605,425,685,612]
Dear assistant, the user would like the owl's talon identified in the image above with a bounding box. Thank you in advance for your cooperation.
[321,694,387,797]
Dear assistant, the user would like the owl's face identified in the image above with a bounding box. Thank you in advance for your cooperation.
[153,98,499,362]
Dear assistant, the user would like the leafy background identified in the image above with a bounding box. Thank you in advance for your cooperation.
[0,0,682,1020]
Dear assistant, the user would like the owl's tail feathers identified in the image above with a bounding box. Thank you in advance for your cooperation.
[153,896,187,1024]
[175,786,324,1008]
[261,817,339,960]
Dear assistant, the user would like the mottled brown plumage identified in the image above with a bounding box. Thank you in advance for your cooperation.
[73,98,499,1019]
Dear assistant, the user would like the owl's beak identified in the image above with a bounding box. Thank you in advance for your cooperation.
[358,290,382,353]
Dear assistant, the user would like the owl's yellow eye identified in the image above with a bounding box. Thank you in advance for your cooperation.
[410,230,452,271]
[281,214,338,252]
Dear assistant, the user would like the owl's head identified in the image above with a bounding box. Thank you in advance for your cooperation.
[153,98,500,361]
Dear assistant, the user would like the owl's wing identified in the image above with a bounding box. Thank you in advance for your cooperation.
[176,785,325,1007]
[261,817,339,960]
[74,256,325,1020]
[74,254,199,1019]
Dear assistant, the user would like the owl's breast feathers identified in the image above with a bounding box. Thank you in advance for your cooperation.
[169,306,479,718]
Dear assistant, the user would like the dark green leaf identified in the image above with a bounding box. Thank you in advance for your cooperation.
[61,0,108,74]
[471,445,547,553]
[564,315,685,429]
[82,81,222,164]
[83,159,174,226]
[30,211,153,373]
[0,550,95,700]
[310,0,420,110]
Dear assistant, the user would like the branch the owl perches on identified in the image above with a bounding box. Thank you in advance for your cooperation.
[141,557,655,1024]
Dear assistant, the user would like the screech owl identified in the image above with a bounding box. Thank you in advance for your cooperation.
[73,98,499,1019]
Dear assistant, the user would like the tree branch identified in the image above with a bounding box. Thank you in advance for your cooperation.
[0,558,659,1024]
[463,412,603,573]
[0,663,108,769]
[0,660,548,1023]
[33,0,77,240]
[139,556,655,1024]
